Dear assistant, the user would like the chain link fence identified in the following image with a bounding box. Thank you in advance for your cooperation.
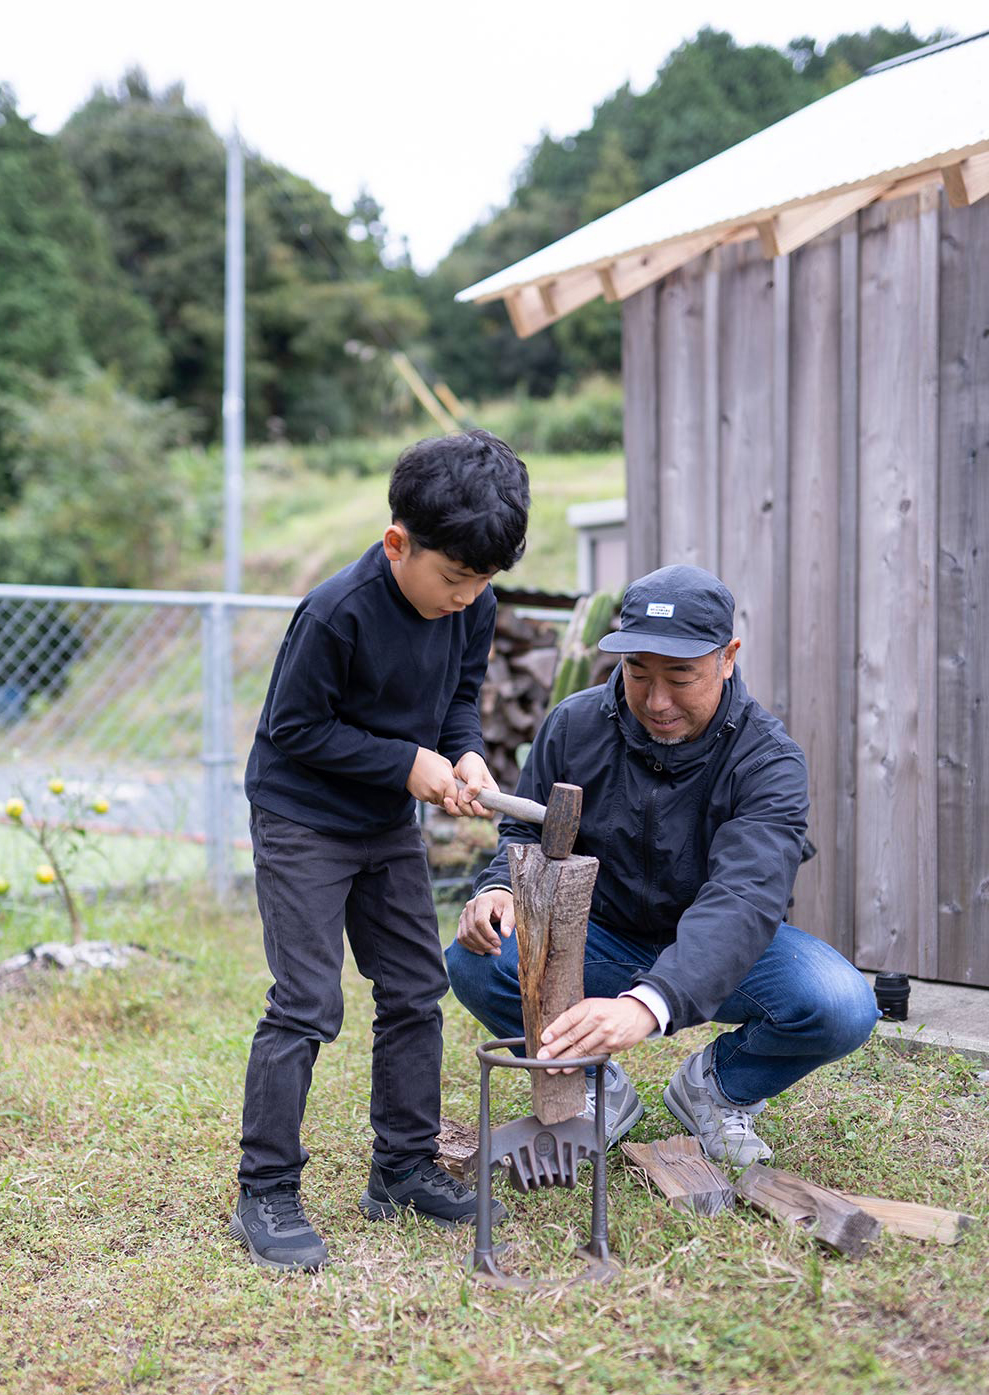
[0,583,297,896]
[1,583,575,905]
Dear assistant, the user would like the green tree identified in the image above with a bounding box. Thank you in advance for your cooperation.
[788,25,949,87]
[580,128,641,225]
[248,163,427,436]
[0,87,166,502]
[0,370,190,587]
[0,90,85,383]
[59,73,427,441]
[59,73,229,434]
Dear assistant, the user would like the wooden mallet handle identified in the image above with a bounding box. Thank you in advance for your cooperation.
[454,780,582,860]
[454,779,548,824]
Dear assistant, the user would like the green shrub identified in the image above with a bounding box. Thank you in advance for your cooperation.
[0,369,190,587]
[302,435,407,477]
[474,375,623,455]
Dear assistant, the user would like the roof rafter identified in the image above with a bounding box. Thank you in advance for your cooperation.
[755,182,893,258]
[599,231,725,301]
[941,150,989,207]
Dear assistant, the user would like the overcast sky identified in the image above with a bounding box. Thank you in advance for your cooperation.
[7,1,988,268]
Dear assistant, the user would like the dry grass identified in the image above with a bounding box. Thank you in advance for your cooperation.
[0,889,987,1395]
[223,447,625,598]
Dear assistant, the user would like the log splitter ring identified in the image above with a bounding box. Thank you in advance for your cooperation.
[467,1036,621,1289]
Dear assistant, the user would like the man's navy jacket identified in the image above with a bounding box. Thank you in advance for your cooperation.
[474,664,810,1035]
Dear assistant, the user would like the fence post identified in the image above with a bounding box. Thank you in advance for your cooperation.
[201,600,234,897]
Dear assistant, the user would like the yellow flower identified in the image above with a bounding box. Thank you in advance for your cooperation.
[48,778,65,795]
[5,798,24,820]
[35,864,56,885]
[0,876,10,895]
[91,796,110,815]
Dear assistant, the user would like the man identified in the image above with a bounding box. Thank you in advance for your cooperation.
[447,565,878,1165]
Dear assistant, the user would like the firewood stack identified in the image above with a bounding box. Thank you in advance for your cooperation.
[480,608,560,789]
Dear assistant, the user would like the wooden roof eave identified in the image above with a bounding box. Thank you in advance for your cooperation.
[482,143,989,339]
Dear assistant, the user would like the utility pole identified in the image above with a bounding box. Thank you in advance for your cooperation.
[223,130,245,594]
[205,129,244,899]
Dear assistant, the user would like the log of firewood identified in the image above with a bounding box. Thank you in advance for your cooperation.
[839,1193,974,1244]
[511,646,559,691]
[508,842,599,1125]
[622,1136,735,1217]
[504,698,532,732]
[486,712,512,745]
[506,673,546,704]
[736,1164,882,1257]
[437,1117,480,1181]
[494,608,554,646]
[480,609,561,787]
[485,653,512,688]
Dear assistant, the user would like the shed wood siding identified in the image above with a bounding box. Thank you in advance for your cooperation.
[938,194,989,984]
[622,188,989,987]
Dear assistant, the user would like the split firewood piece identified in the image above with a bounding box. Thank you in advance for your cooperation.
[735,1164,882,1257]
[839,1193,974,1244]
[622,1136,735,1217]
[509,842,600,1125]
[437,1118,514,1181]
[437,1118,479,1181]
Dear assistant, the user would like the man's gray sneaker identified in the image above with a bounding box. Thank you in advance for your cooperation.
[663,1049,773,1167]
[582,1060,645,1147]
[358,1157,508,1229]
[230,1185,328,1271]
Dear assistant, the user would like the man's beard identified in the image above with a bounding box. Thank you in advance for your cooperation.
[654,733,688,746]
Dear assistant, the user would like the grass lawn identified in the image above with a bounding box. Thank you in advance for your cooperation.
[192,448,625,597]
[0,825,253,905]
[1,891,987,1395]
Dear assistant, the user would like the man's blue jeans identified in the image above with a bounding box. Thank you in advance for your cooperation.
[445,921,879,1107]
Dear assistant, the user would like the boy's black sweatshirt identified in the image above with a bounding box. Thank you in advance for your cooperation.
[245,542,495,835]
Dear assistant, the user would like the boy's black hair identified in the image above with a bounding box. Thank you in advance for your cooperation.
[388,430,530,574]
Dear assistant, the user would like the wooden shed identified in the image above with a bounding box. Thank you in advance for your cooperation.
[459,35,989,988]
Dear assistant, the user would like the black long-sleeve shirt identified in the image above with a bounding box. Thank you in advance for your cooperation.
[245,542,494,835]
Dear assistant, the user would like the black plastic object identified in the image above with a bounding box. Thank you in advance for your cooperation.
[874,971,910,1020]
[467,1037,621,1289]
[493,1113,600,1193]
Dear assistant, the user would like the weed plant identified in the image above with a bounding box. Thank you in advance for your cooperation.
[0,890,986,1394]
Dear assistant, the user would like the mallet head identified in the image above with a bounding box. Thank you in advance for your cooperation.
[540,783,582,859]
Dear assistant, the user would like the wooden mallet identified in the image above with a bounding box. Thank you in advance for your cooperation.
[454,781,582,859]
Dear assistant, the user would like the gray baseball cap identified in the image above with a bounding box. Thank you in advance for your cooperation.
[599,564,735,659]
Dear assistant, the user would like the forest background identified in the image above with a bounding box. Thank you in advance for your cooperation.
[0,24,938,591]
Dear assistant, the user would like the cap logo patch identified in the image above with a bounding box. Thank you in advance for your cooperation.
[646,602,675,618]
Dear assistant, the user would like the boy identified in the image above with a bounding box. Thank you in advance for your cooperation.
[231,430,529,1271]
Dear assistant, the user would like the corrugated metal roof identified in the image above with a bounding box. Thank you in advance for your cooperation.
[458,32,989,316]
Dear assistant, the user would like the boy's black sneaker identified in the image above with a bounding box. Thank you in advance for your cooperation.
[230,1184,328,1271]
[358,1158,508,1229]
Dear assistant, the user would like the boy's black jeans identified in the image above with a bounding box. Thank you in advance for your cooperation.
[238,804,448,1190]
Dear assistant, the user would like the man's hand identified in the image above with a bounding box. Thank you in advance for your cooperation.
[457,890,516,955]
[536,997,658,1072]
[406,747,459,809]
[452,752,499,818]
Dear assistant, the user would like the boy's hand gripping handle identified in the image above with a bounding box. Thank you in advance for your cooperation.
[454,779,548,825]
[454,779,582,860]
